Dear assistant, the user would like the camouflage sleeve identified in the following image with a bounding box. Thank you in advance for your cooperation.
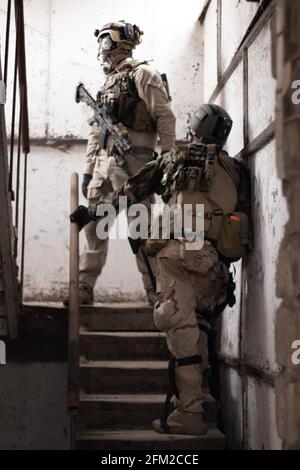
[123,156,165,203]
[89,157,164,216]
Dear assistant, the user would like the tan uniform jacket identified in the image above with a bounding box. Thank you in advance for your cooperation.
[84,58,176,176]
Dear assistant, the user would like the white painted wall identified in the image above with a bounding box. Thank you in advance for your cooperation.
[17,144,152,301]
[201,1,286,449]
[248,22,276,140]
[44,0,205,140]
[2,0,205,139]
[1,0,205,301]
[245,141,287,374]
[220,0,258,74]
[203,0,218,101]
[215,61,244,156]
[247,378,282,450]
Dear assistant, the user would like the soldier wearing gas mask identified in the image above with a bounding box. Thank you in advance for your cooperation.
[69,21,176,306]
[71,104,252,435]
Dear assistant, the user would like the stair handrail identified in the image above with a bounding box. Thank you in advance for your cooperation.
[0,0,30,338]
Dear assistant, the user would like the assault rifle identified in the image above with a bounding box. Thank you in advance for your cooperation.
[75,83,132,175]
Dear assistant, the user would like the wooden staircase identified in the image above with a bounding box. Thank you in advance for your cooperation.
[74,303,225,450]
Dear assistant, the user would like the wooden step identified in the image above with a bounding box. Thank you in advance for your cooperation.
[80,303,156,332]
[76,428,225,450]
[79,329,169,361]
[77,393,217,430]
[80,359,169,394]
[22,302,156,332]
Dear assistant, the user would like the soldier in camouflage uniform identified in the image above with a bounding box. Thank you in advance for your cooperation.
[72,21,176,306]
[71,104,252,435]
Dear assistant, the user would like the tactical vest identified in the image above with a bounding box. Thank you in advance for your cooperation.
[98,61,157,133]
[154,144,252,262]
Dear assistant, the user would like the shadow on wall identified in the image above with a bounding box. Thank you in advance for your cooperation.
[219,365,243,449]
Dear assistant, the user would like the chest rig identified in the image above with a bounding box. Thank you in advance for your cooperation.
[98,61,156,133]
[157,143,251,262]
[160,143,221,202]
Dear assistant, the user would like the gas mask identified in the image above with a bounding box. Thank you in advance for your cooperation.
[97,34,130,75]
[95,22,143,75]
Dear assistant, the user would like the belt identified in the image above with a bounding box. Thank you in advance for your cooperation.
[107,145,157,159]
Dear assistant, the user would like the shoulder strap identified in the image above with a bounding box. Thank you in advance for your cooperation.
[218,152,240,187]
[218,152,252,218]
[129,60,150,73]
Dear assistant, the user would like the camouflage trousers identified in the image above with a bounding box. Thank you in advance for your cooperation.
[154,240,229,415]
[79,154,156,295]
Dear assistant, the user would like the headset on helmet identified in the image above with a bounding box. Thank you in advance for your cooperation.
[94,21,143,49]
[190,104,233,148]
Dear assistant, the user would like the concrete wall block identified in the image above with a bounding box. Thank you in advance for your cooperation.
[275,0,300,448]
[248,21,276,141]
[283,0,300,62]
[286,180,300,233]
[282,58,300,115]
[281,120,300,179]
[276,305,300,368]
[276,233,300,302]
[220,0,259,74]
[276,370,300,447]
[247,378,282,450]
[242,142,286,373]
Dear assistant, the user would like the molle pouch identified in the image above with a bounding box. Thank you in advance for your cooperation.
[206,209,224,242]
[216,212,250,261]
[131,100,156,132]
[114,93,134,127]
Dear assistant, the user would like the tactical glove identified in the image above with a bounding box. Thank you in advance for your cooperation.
[70,205,94,231]
[82,174,92,199]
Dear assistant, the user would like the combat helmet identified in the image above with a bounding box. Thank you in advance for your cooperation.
[95,21,143,55]
[190,104,233,148]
